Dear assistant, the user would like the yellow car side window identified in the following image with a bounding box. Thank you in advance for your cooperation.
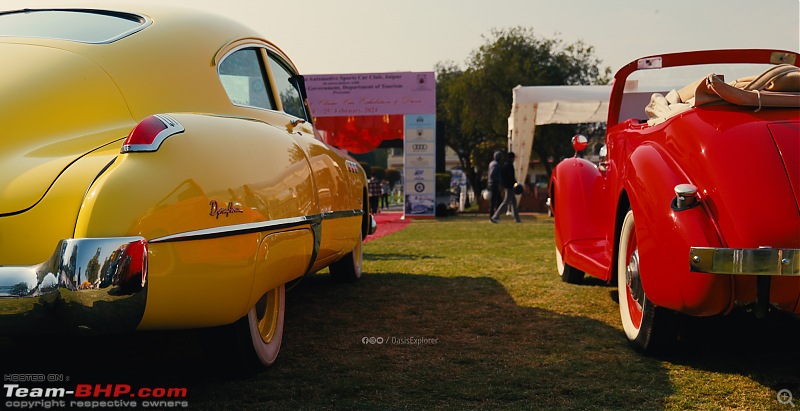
[268,55,307,120]
[218,48,276,110]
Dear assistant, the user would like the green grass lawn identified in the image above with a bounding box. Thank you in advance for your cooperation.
[1,214,797,410]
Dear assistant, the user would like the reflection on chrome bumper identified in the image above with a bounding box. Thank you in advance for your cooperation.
[0,237,148,334]
[690,247,799,276]
[369,215,377,235]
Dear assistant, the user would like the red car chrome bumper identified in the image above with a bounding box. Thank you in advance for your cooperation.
[690,247,799,276]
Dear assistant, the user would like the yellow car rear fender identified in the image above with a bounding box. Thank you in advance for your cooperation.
[76,113,320,329]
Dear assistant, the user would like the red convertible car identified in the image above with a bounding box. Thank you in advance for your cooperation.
[551,49,799,354]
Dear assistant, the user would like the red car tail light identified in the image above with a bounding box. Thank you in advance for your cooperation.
[121,114,184,153]
[115,238,149,292]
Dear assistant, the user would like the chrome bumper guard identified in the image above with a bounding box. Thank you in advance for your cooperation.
[369,215,378,235]
[690,247,800,276]
[0,237,148,334]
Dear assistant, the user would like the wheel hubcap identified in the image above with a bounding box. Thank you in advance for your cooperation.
[624,228,644,329]
[626,249,644,308]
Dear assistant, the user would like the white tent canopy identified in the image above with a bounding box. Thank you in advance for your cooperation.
[508,84,611,186]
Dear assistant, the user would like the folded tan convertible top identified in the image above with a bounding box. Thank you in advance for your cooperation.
[695,64,800,108]
[645,64,800,125]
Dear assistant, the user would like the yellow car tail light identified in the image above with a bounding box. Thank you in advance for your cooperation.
[121,114,184,153]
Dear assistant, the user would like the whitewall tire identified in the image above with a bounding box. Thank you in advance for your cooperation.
[556,246,585,284]
[617,209,676,354]
[330,231,363,283]
[236,284,285,369]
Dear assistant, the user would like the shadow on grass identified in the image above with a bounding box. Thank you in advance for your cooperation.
[585,274,800,398]
[574,276,612,288]
[0,272,671,410]
[598,280,798,400]
[271,273,674,410]
[667,310,800,395]
[364,252,443,261]
[2,273,796,409]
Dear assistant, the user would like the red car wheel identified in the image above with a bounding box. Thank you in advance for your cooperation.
[556,247,585,284]
[617,209,677,354]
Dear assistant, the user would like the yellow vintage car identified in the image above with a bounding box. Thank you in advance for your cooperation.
[0,4,376,369]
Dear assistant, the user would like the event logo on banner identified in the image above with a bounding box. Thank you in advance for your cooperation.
[304,71,436,218]
[305,72,435,117]
[404,114,436,218]
[406,128,434,142]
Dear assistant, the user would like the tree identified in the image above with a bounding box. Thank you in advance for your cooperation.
[385,168,401,189]
[10,282,30,297]
[436,27,610,192]
[533,122,606,178]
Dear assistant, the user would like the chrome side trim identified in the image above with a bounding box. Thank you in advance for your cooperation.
[690,247,800,276]
[0,237,148,334]
[305,217,323,277]
[149,209,363,244]
[321,209,363,220]
[150,215,318,244]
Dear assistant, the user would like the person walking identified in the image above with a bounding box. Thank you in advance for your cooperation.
[368,175,382,214]
[490,152,521,223]
[380,179,390,209]
[487,150,504,219]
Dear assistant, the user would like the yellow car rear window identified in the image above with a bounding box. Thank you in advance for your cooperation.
[0,9,148,44]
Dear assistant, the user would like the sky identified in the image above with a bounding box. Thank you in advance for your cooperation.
[4,0,799,77]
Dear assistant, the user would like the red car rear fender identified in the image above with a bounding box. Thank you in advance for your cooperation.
[552,157,611,278]
[625,144,732,316]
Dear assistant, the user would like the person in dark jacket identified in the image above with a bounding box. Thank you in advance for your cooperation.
[368,175,382,214]
[487,150,504,219]
[490,152,521,223]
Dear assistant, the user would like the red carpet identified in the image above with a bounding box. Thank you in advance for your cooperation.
[365,211,410,243]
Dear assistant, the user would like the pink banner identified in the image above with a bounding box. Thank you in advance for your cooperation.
[305,72,436,117]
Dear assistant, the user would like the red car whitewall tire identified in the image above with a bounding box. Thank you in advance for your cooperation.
[556,246,585,284]
[617,209,677,354]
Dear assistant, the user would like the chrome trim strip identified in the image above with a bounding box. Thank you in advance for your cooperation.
[690,247,800,276]
[321,209,363,220]
[150,215,317,244]
[305,218,323,277]
[0,209,366,334]
[149,209,363,244]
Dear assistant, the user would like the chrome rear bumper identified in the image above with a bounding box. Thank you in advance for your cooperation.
[0,237,148,334]
[690,247,799,276]
[369,215,377,235]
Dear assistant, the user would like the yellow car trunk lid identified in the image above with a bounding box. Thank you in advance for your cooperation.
[0,42,134,215]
